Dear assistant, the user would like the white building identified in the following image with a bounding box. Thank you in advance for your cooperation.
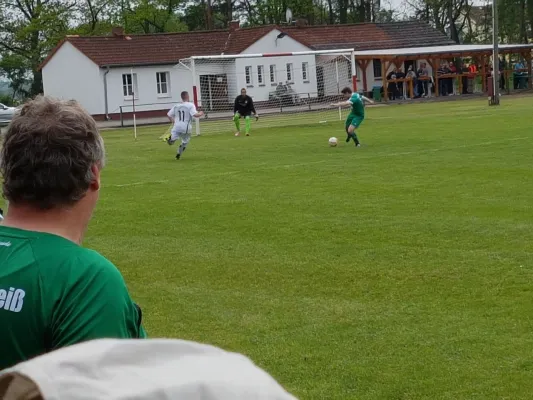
[40,22,455,120]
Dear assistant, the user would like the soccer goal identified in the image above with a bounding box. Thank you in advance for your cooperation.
[178,49,357,136]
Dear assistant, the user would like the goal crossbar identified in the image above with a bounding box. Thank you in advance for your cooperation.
[187,49,356,61]
[177,49,358,136]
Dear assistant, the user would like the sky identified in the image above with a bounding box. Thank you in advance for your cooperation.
[383,0,489,19]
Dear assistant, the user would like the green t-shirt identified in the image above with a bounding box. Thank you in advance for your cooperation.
[0,226,146,370]
[349,93,365,117]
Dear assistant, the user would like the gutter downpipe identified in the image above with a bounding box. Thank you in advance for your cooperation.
[103,66,110,120]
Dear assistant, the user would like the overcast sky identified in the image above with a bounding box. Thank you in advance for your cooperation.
[384,0,489,19]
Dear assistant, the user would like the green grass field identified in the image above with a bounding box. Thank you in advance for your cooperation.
[50,97,533,398]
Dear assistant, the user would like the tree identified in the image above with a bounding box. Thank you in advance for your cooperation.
[405,0,471,42]
[124,0,187,33]
[0,55,30,101]
[0,0,75,95]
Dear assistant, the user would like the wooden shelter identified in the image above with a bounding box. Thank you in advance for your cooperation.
[353,44,533,100]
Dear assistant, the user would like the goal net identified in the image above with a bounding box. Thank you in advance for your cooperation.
[178,49,357,136]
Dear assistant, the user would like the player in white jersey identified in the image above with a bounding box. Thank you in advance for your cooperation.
[166,91,204,159]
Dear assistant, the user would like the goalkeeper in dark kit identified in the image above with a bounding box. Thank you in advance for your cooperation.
[233,88,258,136]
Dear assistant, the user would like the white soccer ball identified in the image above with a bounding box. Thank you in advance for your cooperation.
[329,137,338,147]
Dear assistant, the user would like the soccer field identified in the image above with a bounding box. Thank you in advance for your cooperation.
[61,97,533,398]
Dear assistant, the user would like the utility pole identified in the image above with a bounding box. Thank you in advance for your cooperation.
[491,0,500,105]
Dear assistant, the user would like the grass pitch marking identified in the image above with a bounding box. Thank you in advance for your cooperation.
[109,137,528,188]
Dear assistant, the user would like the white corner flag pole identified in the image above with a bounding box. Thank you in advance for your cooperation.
[131,68,137,140]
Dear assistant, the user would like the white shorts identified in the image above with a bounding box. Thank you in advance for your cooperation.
[170,128,191,145]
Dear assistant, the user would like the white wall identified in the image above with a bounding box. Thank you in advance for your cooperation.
[224,62,238,104]
[234,55,317,102]
[241,28,311,55]
[42,42,103,115]
[105,65,192,115]
[233,29,317,102]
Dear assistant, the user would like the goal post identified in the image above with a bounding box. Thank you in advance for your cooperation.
[178,49,357,136]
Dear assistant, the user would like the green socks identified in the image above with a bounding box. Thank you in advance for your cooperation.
[234,114,251,135]
[233,114,240,132]
[245,116,251,135]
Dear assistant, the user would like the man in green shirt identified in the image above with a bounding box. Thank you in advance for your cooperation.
[331,87,374,147]
[0,96,146,370]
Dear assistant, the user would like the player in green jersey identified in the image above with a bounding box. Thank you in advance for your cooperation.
[331,87,374,147]
[0,96,146,370]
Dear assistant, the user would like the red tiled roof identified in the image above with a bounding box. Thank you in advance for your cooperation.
[40,22,455,70]
[284,21,456,50]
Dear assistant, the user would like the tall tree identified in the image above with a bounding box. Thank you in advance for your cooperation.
[124,0,186,33]
[0,55,30,101]
[0,0,74,95]
[406,0,471,42]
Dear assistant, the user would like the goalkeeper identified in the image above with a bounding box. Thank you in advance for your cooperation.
[233,88,258,136]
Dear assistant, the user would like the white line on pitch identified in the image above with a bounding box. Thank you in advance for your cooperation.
[110,180,168,187]
[108,137,529,187]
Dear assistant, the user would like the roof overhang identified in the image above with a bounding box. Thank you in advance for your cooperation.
[353,44,533,60]
[99,61,181,68]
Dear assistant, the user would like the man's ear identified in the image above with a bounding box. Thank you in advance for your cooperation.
[90,164,101,192]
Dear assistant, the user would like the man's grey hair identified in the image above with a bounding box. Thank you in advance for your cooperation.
[0,96,105,210]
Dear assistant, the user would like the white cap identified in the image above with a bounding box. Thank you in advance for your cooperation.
[0,339,297,400]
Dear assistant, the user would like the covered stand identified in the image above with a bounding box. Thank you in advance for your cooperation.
[353,44,533,101]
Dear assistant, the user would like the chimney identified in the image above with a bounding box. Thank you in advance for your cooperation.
[112,26,125,37]
[229,20,240,32]
[295,18,308,27]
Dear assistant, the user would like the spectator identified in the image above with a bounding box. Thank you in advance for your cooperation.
[468,62,477,93]
[0,96,146,371]
[417,62,429,97]
[387,68,400,100]
[448,61,457,95]
[395,67,406,99]
[514,59,526,89]
[437,62,450,96]
[406,65,417,98]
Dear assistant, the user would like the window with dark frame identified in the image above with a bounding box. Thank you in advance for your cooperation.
[269,65,276,83]
[372,59,382,78]
[156,72,169,95]
[122,73,137,97]
[286,63,293,82]
[257,65,264,85]
[302,62,309,81]
[245,66,253,85]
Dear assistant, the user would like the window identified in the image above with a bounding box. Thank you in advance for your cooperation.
[245,66,253,85]
[269,65,276,84]
[257,65,265,85]
[286,63,293,82]
[122,73,138,99]
[372,59,382,78]
[302,62,309,82]
[156,72,170,96]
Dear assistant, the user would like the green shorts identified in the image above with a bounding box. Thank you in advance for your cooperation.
[345,114,364,130]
